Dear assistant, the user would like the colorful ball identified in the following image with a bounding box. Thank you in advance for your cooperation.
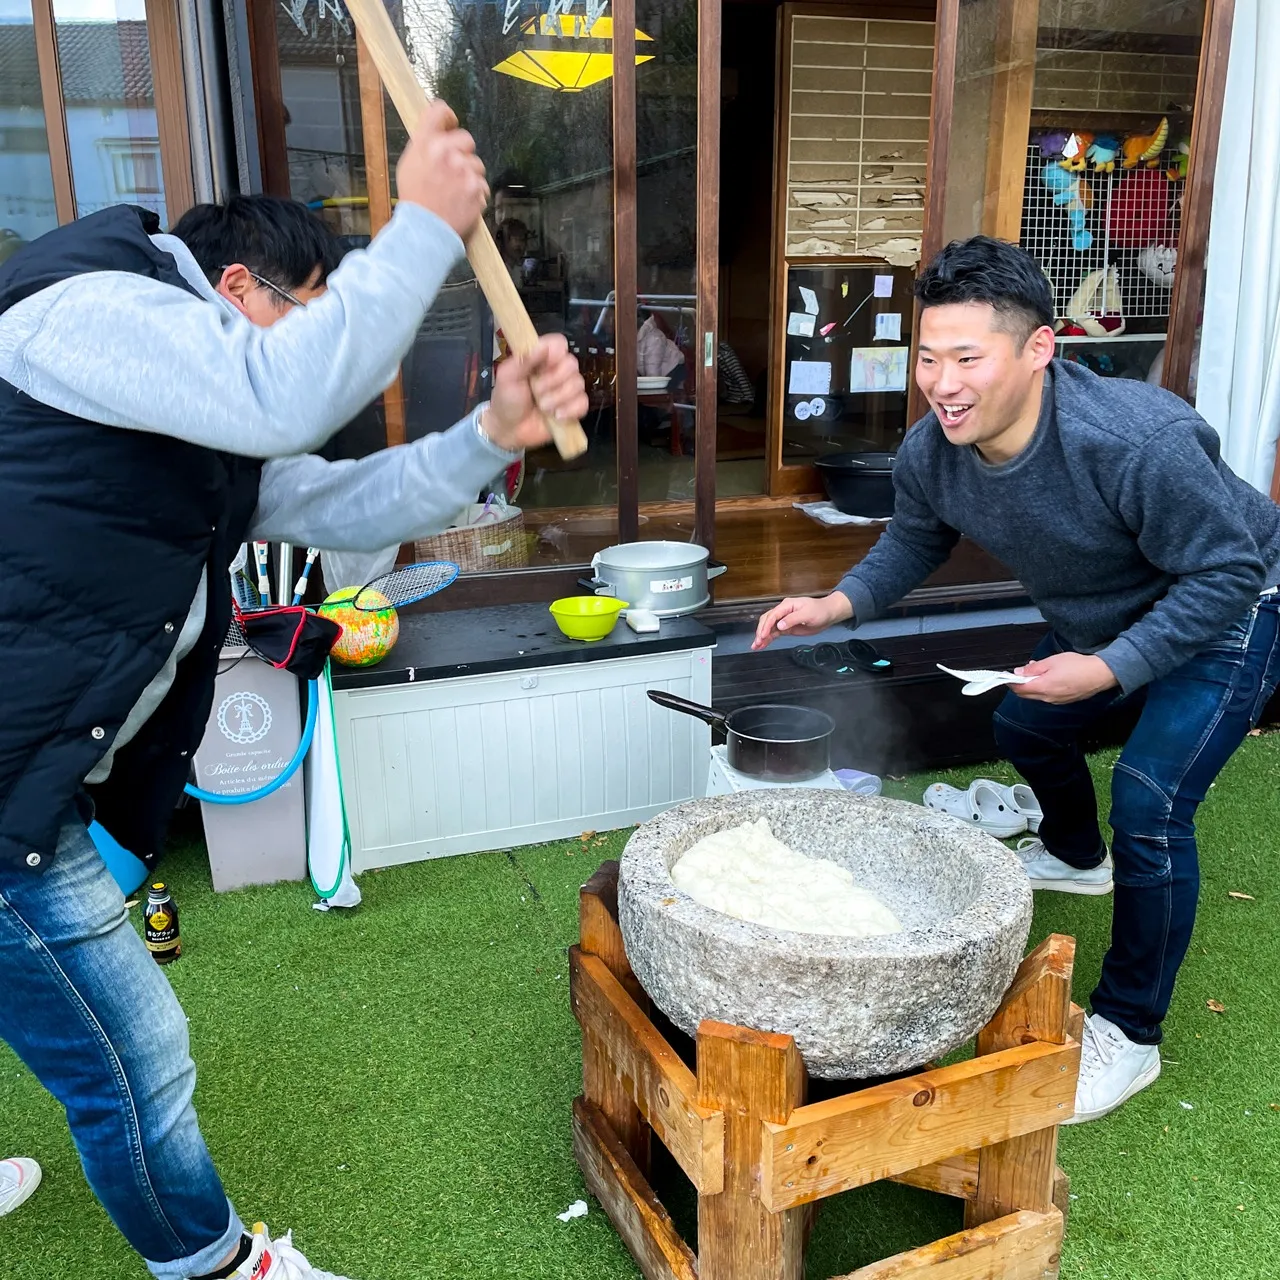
[319,586,400,667]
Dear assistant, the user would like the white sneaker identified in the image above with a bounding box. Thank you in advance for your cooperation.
[0,1157,42,1217]
[1063,1013,1161,1125]
[1015,838,1114,895]
[233,1223,355,1280]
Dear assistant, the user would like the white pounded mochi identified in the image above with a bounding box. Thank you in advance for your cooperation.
[670,817,901,938]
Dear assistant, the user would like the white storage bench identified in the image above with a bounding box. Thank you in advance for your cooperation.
[329,605,715,870]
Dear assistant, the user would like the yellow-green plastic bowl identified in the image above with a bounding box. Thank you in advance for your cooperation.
[549,596,629,641]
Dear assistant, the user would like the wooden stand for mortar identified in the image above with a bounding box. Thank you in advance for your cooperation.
[570,861,1083,1280]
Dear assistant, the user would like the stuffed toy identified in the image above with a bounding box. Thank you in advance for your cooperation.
[1137,243,1177,288]
[1055,265,1125,338]
[1166,138,1190,182]
[1087,134,1122,173]
[1121,117,1169,168]
[1059,131,1094,172]
[1042,162,1093,251]
[1107,167,1173,248]
[1035,129,1072,160]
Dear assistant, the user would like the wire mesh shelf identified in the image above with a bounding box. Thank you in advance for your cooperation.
[1020,140,1183,330]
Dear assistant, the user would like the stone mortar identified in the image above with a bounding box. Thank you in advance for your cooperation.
[618,790,1033,1079]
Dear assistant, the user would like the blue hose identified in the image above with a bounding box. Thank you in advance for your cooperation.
[183,678,319,806]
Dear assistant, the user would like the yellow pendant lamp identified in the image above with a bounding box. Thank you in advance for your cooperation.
[493,15,654,92]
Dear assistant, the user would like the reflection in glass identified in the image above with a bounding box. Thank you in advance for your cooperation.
[0,0,61,254]
[631,0,698,503]
[52,0,166,223]
[274,0,369,238]
[403,0,619,546]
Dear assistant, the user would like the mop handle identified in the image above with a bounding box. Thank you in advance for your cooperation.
[253,541,271,606]
[341,0,587,462]
[292,548,320,607]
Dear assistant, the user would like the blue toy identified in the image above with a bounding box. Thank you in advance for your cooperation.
[89,820,150,896]
[1087,134,1122,173]
[1041,162,1093,251]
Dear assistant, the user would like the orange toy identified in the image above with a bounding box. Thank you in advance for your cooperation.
[1059,131,1094,172]
[1121,116,1169,169]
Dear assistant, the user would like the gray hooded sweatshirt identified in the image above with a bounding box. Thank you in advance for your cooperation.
[0,201,519,775]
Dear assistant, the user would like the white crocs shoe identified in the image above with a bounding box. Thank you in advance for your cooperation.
[1063,1014,1161,1125]
[1015,838,1113,895]
[973,779,1042,833]
[923,779,1028,837]
[0,1157,41,1217]
[233,1223,355,1280]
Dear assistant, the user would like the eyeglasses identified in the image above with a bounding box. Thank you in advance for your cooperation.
[221,265,304,308]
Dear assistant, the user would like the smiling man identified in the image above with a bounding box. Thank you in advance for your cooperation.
[754,235,1280,1124]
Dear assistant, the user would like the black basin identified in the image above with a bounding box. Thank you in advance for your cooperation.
[814,451,896,518]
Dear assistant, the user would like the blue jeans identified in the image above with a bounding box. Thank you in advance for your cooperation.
[993,594,1280,1044]
[0,823,243,1278]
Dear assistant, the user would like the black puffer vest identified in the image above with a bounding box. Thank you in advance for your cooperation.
[0,206,263,873]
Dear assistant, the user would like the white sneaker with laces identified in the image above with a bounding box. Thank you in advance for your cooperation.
[1015,838,1114,895]
[232,1223,355,1280]
[1063,1013,1161,1125]
[0,1157,41,1217]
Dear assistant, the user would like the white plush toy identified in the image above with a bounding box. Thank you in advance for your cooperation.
[1137,243,1176,288]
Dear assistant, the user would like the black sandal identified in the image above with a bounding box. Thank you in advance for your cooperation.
[790,640,891,675]
[790,643,847,672]
[841,639,892,673]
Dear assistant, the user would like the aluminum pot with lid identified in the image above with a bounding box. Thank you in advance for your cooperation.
[580,541,726,617]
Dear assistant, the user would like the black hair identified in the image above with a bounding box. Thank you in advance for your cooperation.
[171,195,344,299]
[914,236,1055,346]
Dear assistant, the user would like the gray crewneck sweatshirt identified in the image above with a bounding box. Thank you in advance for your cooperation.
[837,360,1280,694]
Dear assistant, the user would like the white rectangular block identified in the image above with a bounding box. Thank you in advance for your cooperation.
[333,648,713,869]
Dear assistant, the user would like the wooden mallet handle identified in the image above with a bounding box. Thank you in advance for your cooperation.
[343,0,589,461]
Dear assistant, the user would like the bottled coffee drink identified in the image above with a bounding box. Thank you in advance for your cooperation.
[144,882,181,964]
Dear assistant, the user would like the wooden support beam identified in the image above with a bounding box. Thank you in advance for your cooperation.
[966,936,1078,1230]
[697,1019,807,1280]
[891,1152,979,1201]
[579,863,651,1172]
[355,30,407,448]
[570,948,725,1194]
[612,0,639,542]
[573,1096,698,1280]
[981,0,1040,241]
[831,1208,1063,1280]
[761,1038,1077,1212]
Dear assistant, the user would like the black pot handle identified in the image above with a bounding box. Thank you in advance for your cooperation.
[578,576,613,595]
[647,689,728,734]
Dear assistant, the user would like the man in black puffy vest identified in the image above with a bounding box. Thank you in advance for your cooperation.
[0,102,587,1280]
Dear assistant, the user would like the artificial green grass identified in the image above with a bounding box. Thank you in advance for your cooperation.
[3,734,1279,1279]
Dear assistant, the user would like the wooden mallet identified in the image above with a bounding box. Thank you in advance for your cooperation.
[343,0,589,461]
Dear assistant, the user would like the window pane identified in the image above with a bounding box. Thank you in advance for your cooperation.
[777,14,933,463]
[52,0,166,224]
[405,0,620,567]
[274,0,368,235]
[946,0,1206,383]
[0,0,60,253]
[632,0,699,504]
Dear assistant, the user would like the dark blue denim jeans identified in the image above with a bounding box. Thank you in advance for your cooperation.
[993,594,1280,1044]
[0,823,243,1277]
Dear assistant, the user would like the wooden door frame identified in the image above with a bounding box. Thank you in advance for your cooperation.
[1163,0,1234,403]
[145,0,197,224]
